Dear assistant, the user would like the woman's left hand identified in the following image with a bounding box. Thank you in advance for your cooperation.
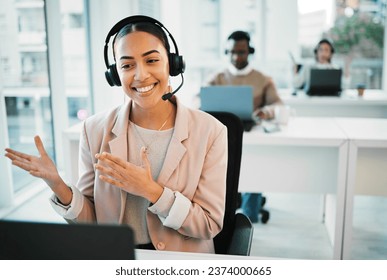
[94,147,163,203]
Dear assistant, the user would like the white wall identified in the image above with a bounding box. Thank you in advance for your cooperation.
[265,0,298,62]
[264,0,298,87]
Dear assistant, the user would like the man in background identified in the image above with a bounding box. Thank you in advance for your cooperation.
[206,30,283,223]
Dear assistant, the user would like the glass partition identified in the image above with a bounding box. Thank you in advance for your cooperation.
[1,0,55,193]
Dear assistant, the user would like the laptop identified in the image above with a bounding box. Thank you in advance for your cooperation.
[0,220,135,260]
[305,68,342,96]
[200,85,257,131]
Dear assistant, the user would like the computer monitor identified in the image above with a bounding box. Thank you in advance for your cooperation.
[0,220,135,260]
[306,68,342,96]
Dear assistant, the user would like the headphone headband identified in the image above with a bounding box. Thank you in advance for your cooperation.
[105,16,165,45]
[104,15,185,86]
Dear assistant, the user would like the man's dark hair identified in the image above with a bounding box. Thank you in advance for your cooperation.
[228,30,251,43]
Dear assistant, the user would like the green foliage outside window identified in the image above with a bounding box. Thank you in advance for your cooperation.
[328,14,384,58]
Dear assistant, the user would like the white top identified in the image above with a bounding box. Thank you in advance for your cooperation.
[122,123,174,244]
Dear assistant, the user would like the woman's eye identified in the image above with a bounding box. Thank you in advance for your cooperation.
[121,64,133,70]
[147,58,159,64]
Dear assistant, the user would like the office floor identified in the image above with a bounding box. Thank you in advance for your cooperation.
[3,188,387,260]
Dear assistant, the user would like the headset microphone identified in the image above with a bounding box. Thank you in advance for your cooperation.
[162,73,184,101]
[162,92,173,101]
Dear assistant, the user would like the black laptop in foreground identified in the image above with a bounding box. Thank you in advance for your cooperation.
[305,68,342,96]
[0,220,135,260]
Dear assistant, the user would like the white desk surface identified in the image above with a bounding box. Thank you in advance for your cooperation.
[279,89,387,118]
[135,249,267,260]
[245,117,347,147]
[335,118,387,145]
[280,89,387,104]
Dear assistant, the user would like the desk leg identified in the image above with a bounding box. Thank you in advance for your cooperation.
[342,142,358,259]
[329,141,349,259]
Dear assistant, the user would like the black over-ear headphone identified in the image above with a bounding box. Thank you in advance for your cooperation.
[104,15,185,89]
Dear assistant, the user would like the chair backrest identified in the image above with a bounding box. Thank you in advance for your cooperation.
[206,111,247,254]
[227,212,254,255]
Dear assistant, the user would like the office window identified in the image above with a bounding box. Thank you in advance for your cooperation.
[60,0,91,126]
[167,0,385,101]
[1,0,55,192]
[298,0,385,89]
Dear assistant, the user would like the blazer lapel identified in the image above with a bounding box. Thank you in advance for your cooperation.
[108,101,131,223]
[109,101,130,160]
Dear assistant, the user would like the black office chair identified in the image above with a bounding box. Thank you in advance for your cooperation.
[207,111,254,256]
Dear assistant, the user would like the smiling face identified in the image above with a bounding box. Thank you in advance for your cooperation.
[114,31,170,110]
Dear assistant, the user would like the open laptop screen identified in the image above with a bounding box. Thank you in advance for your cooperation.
[0,220,135,260]
[306,68,342,96]
[200,86,254,121]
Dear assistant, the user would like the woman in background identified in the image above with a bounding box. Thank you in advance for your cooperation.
[293,38,350,90]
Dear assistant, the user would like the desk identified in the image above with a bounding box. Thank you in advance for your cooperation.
[135,249,266,260]
[280,89,387,118]
[239,118,349,259]
[335,118,387,259]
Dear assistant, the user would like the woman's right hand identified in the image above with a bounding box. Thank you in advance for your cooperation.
[5,135,72,205]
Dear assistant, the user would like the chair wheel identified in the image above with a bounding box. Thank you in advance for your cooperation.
[260,209,270,224]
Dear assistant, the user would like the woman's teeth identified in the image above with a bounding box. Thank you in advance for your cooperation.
[136,84,154,93]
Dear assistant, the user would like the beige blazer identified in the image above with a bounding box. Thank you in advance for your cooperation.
[71,96,227,253]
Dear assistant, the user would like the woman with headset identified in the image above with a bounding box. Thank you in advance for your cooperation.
[5,16,227,253]
[293,38,350,90]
